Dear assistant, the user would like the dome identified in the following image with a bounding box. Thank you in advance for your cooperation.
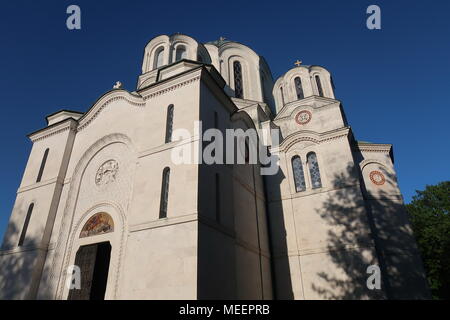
[141,33,212,74]
[272,64,336,113]
[204,38,275,109]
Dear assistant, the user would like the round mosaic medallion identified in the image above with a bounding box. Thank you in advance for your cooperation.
[369,170,385,186]
[95,160,119,186]
[295,110,312,125]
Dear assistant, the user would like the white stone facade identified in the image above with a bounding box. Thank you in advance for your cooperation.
[0,34,430,300]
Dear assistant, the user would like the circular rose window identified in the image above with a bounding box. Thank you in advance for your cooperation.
[369,171,385,186]
[295,110,312,125]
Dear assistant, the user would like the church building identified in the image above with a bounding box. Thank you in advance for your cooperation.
[0,34,430,300]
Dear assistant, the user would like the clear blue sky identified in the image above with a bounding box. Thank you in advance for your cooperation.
[0,0,449,241]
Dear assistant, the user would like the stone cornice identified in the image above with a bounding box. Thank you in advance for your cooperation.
[27,67,209,142]
[0,244,48,256]
[267,182,361,203]
[129,213,198,233]
[139,68,202,101]
[355,142,392,153]
[28,119,77,143]
[77,90,145,132]
[78,72,201,132]
[274,96,341,121]
[272,241,376,259]
[231,98,273,120]
[17,176,60,194]
[275,127,350,152]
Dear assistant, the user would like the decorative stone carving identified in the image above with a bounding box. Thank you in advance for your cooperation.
[95,160,119,186]
[295,110,312,125]
[113,81,123,89]
[369,170,385,186]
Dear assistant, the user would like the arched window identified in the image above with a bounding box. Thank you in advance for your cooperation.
[294,77,304,100]
[307,152,322,189]
[280,86,285,105]
[159,168,170,219]
[175,45,187,61]
[261,74,266,101]
[233,61,244,98]
[291,156,306,192]
[165,104,174,143]
[18,203,34,246]
[154,47,164,69]
[36,148,49,183]
[315,75,324,97]
[244,139,250,164]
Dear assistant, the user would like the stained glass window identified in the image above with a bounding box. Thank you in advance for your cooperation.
[294,77,304,100]
[159,168,170,219]
[233,61,244,98]
[307,152,322,189]
[165,104,174,143]
[292,156,306,192]
[315,75,324,97]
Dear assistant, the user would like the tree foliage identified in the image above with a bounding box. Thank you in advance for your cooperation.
[406,181,450,300]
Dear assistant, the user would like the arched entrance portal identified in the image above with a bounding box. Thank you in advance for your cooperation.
[68,242,111,300]
[68,213,114,300]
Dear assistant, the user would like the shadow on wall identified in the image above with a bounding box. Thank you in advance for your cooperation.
[311,163,430,300]
[0,203,52,300]
[263,163,294,299]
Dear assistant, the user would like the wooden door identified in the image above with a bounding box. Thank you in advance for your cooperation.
[67,242,111,300]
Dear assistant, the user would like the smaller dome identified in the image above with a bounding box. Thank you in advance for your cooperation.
[272,64,336,114]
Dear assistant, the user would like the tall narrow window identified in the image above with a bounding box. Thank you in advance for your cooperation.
[244,139,250,164]
[215,173,220,223]
[280,86,285,105]
[159,168,170,219]
[292,156,306,192]
[307,152,322,189]
[175,45,187,61]
[315,75,324,97]
[154,47,164,69]
[261,74,269,103]
[294,77,304,100]
[214,111,219,129]
[165,104,174,143]
[36,148,49,183]
[18,203,34,246]
[209,111,219,160]
[233,61,244,98]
